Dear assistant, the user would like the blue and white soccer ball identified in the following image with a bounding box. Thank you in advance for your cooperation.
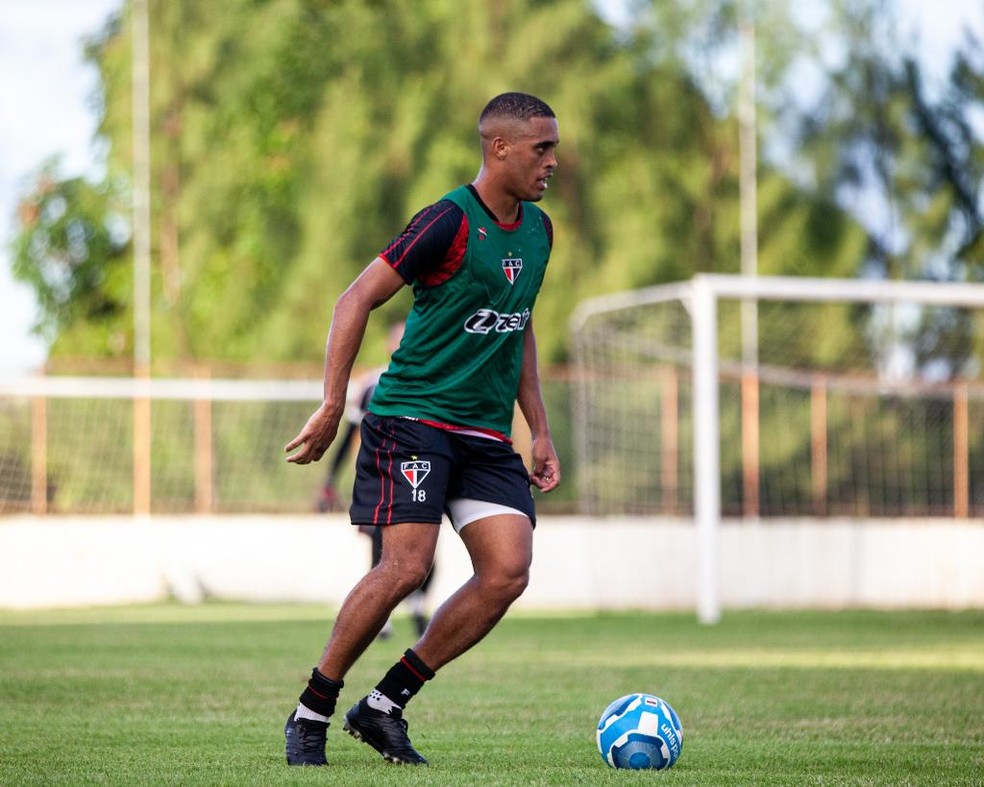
[596,693,683,770]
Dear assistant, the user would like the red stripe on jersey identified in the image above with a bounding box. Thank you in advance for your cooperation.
[380,205,457,270]
[418,214,468,287]
[497,203,523,231]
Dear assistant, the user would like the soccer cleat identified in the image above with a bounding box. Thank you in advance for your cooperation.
[343,698,428,765]
[284,710,328,766]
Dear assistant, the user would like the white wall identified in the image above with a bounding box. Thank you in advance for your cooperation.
[0,515,981,611]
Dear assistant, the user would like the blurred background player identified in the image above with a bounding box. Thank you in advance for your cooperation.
[315,321,433,638]
[315,321,404,513]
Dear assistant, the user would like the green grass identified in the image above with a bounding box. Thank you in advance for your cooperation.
[1,605,981,785]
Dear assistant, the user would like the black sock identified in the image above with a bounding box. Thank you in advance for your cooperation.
[374,649,435,711]
[299,668,343,717]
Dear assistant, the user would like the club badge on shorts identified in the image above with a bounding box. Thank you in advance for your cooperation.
[400,460,430,488]
[401,460,431,502]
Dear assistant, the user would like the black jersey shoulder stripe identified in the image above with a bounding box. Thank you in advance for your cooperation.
[379,200,465,284]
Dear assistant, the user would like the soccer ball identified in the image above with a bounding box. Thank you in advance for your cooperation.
[596,693,683,770]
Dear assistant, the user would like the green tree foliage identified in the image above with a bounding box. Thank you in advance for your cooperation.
[12,0,874,367]
[11,161,130,355]
[791,1,984,378]
[793,2,982,279]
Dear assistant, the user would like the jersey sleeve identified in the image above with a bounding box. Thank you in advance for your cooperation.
[379,200,469,285]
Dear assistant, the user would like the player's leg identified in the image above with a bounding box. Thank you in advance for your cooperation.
[286,522,437,766]
[336,421,454,764]
[287,414,449,766]
[338,523,445,765]
[320,522,438,678]
[409,436,536,669]
[343,512,530,765]
[363,526,394,639]
[343,437,536,764]
[413,512,532,670]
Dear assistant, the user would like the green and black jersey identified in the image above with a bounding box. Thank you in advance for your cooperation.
[369,184,553,439]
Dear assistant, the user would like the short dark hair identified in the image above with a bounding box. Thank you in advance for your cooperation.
[479,92,555,125]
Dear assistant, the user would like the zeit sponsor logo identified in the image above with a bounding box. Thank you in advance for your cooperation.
[463,308,531,334]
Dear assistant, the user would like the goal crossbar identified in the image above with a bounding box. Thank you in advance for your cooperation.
[571,274,984,331]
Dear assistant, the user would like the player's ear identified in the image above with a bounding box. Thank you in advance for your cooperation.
[491,135,510,160]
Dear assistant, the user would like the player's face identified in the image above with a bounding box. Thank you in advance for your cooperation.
[506,116,559,202]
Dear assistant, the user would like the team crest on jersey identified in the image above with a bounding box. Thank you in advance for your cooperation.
[400,460,431,489]
[502,258,523,284]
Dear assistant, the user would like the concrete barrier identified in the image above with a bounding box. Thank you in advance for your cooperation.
[0,515,981,610]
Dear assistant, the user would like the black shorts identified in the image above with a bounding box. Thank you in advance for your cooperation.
[350,413,536,528]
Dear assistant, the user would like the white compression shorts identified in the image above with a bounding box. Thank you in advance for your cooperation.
[446,498,528,533]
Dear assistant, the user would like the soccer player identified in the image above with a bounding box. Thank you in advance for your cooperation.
[283,92,561,767]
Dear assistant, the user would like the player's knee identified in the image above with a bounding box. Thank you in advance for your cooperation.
[506,569,530,601]
[484,563,530,603]
[380,558,434,597]
[406,562,436,594]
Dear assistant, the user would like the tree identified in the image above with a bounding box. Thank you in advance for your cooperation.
[10,0,873,367]
[11,161,130,357]
[790,0,984,378]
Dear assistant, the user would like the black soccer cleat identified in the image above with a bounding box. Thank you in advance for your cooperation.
[284,710,328,766]
[343,698,428,765]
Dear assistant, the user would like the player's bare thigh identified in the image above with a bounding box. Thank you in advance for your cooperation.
[458,513,533,583]
[378,521,440,589]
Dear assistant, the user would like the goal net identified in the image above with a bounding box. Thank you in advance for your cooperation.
[571,274,984,520]
[0,377,325,515]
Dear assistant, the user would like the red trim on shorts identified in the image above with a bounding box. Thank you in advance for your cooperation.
[413,418,511,445]
[372,436,396,524]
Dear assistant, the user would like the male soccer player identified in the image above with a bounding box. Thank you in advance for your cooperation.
[283,91,561,766]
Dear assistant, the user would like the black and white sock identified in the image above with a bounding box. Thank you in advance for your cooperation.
[296,668,343,723]
[367,649,435,714]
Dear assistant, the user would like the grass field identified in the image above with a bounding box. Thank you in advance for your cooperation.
[1,604,981,785]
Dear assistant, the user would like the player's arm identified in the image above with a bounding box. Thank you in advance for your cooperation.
[285,259,405,464]
[517,320,561,492]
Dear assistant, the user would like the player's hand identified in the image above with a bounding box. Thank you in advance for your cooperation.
[529,434,561,493]
[285,402,341,464]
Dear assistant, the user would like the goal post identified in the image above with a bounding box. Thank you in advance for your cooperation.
[571,274,984,624]
[691,277,721,624]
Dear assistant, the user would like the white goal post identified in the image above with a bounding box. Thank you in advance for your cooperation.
[571,274,984,624]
